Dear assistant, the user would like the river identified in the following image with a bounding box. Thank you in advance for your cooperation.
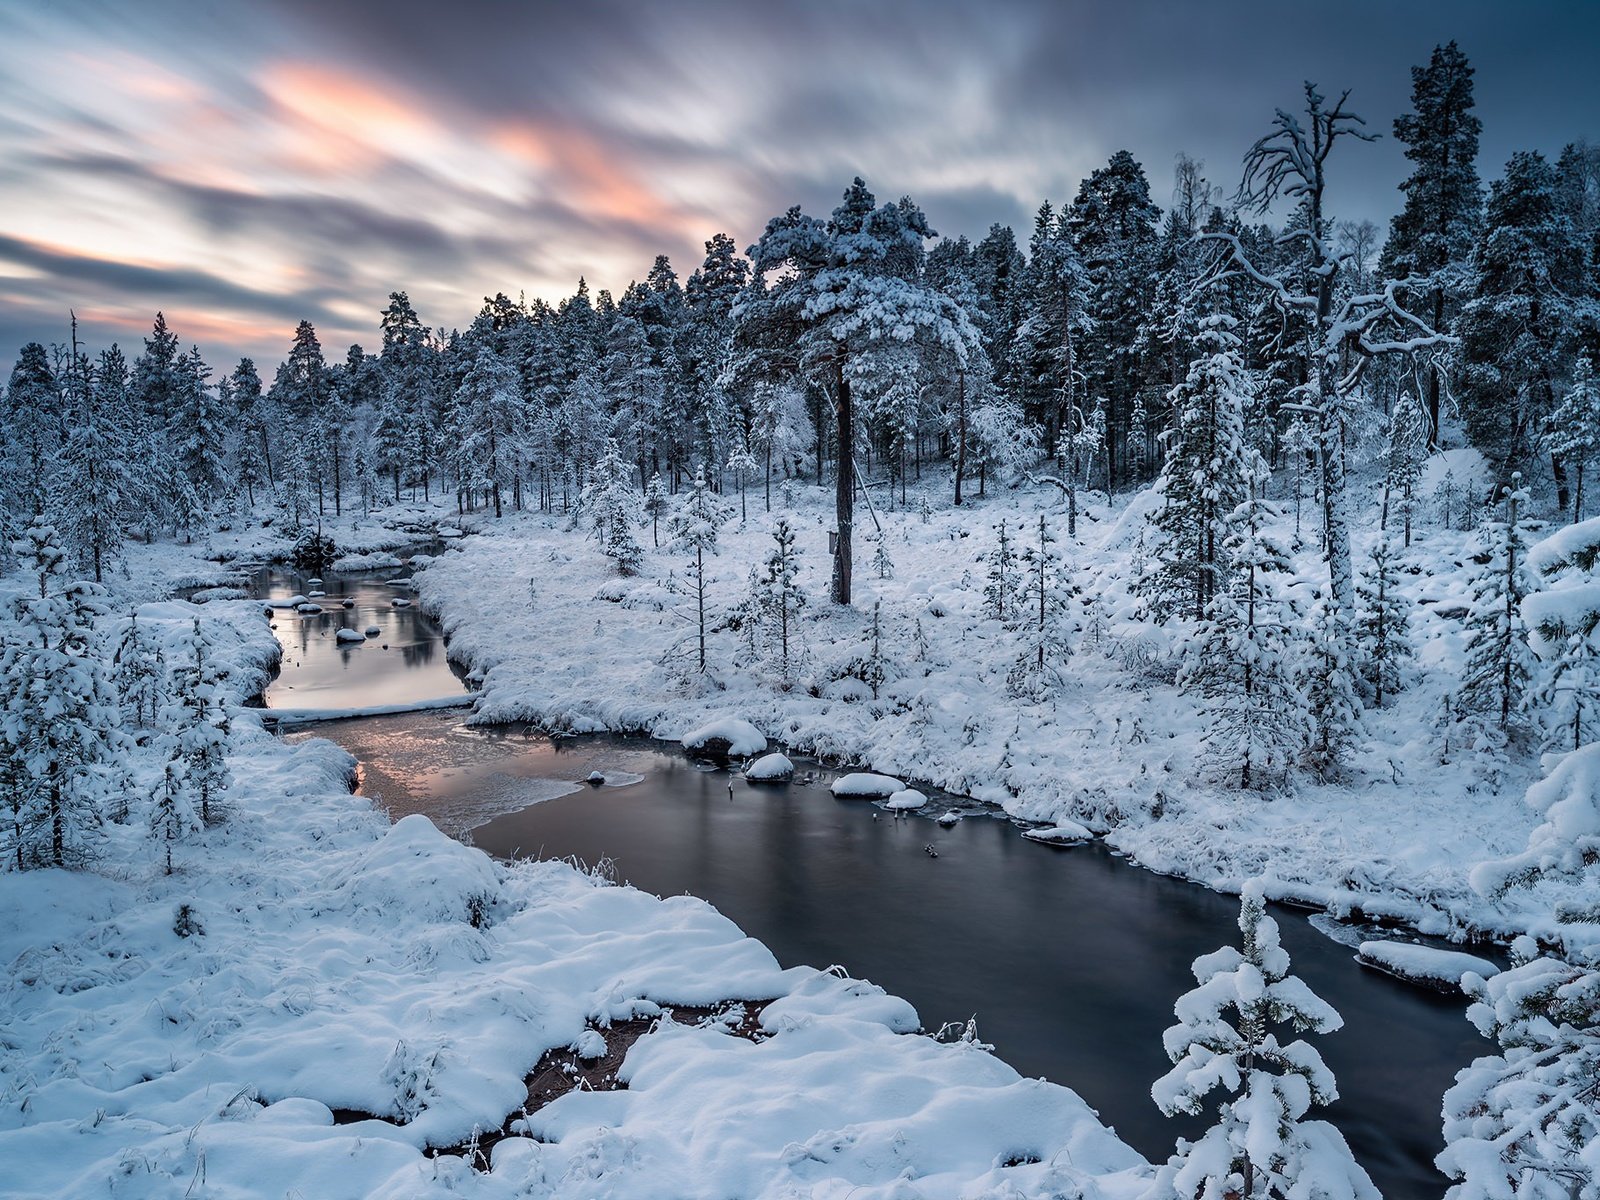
[254,560,1490,1200]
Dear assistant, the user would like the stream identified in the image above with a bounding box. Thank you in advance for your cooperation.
[254,561,1490,1200]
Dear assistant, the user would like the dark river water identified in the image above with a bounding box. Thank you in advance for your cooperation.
[261,565,1492,1200]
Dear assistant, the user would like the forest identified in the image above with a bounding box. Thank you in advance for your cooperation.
[3,40,1600,1200]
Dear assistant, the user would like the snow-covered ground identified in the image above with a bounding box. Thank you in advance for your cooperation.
[413,473,1563,945]
[2,509,1157,1198]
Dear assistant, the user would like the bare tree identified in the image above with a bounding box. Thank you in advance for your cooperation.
[1198,83,1453,613]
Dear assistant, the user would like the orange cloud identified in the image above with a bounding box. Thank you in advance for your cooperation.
[259,60,443,175]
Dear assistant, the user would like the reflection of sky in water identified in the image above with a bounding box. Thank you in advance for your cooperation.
[302,707,1485,1200]
[285,710,649,841]
[255,563,467,709]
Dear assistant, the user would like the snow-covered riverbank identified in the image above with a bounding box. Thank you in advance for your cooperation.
[1,522,1154,1199]
[413,478,1570,947]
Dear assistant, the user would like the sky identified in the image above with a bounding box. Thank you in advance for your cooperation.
[1,0,1596,375]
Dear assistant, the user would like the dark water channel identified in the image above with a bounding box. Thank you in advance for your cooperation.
[260,568,1490,1200]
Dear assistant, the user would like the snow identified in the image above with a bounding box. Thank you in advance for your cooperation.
[744,752,796,782]
[831,772,906,798]
[266,694,477,723]
[1356,940,1500,992]
[408,483,1557,944]
[680,717,767,758]
[336,627,365,644]
[0,551,1154,1200]
[885,788,928,809]
[1023,820,1094,844]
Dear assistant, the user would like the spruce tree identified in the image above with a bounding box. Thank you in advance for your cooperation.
[753,515,805,680]
[1355,538,1413,708]
[1456,151,1589,497]
[643,472,669,547]
[162,616,231,828]
[1382,390,1429,547]
[667,468,729,672]
[167,346,230,529]
[1009,513,1076,699]
[0,520,120,868]
[54,331,129,583]
[581,439,645,575]
[1460,476,1537,729]
[1546,358,1600,523]
[983,518,1017,623]
[1180,495,1304,790]
[1138,319,1264,622]
[1298,583,1363,779]
[1147,883,1376,1200]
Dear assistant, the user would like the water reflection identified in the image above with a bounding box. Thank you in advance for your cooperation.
[248,560,468,709]
[305,711,1487,1200]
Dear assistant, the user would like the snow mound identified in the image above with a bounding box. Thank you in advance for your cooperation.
[364,625,381,636]
[335,628,364,644]
[936,810,962,826]
[335,814,500,926]
[295,602,323,614]
[391,597,411,607]
[1023,820,1093,845]
[1357,941,1499,992]
[744,752,795,782]
[332,550,403,571]
[831,772,904,798]
[886,788,928,809]
[681,718,766,758]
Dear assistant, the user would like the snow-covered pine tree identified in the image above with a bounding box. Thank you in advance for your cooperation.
[726,443,759,524]
[1180,495,1304,790]
[167,345,231,530]
[1008,513,1076,700]
[1146,881,1377,1200]
[667,468,730,672]
[52,325,134,583]
[150,759,197,876]
[3,341,61,520]
[1437,941,1599,1200]
[1297,582,1363,778]
[1546,358,1600,524]
[1355,537,1414,708]
[1382,390,1429,547]
[111,611,165,727]
[581,439,645,576]
[754,515,806,681]
[983,518,1017,623]
[0,520,121,868]
[1524,517,1600,753]
[1460,475,1537,729]
[454,341,523,519]
[161,616,231,828]
[643,472,669,547]
[873,530,894,580]
[1381,41,1484,450]
[1137,318,1263,623]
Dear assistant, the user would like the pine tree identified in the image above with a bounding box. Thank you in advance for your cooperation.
[1180,496,1304,790]
[1546,358,1600,523]
[1008,513,1076,699]
[0,520,120,868]
[1355,538,1413,708]
[167,346,230,530]
[668,468,729,672]
[1456,151,1590,498]
[2,341,60,519]
[643,472,669,547]
[726,443,759,523]
[1298,583,1363,779]
[872,531,894,580]
[1380,41,1484,449]
[150,759,196,876]
[753,515,805,679]
[455,340,523,519]
[1138,319,1265,622]
[735,178,982,604]
[53,326,130,583]
[161,616,231,828]
[1147,882,1377,1200]
[111,611,165,726]
[1382,390,1429,547]
[581,439,645,575]
[983,518,1017,623]
[1460,476,1537,729]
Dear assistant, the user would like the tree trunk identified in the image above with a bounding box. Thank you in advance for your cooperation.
[832,360,854,605]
